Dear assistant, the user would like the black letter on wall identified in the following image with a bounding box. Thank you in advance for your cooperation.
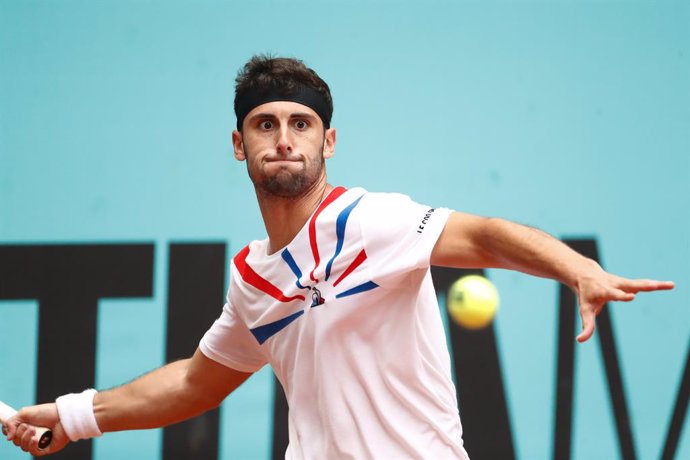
[162,243,226,460]
[552,239,637,460]
[660,336,690,460]
[0,244,154,460]
[271,376,289,460]
[431,267,516,460]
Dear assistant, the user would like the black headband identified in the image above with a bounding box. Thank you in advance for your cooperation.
[235,85,331,131]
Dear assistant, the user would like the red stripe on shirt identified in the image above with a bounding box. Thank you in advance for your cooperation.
[333,248,367,287]
[308,186,347,282]
[234,245,305,303]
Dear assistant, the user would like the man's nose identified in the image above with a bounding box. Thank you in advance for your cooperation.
[276,126,292,155]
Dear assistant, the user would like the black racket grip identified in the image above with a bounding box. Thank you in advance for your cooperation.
[38,429,53,449]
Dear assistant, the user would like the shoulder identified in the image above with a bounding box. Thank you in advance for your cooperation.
[356,190,414,212]
[230,239,269,266]
[357,190,439,222]
[357,191,452,246]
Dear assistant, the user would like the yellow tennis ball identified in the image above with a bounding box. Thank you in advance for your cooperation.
[447,275,500,329]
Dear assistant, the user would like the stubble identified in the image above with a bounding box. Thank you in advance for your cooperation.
[246,145,326,199]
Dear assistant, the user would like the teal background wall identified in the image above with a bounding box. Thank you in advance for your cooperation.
[1,0,688,459]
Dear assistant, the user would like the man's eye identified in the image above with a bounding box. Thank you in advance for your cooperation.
[295,120,308,129]
[260,121,273,130]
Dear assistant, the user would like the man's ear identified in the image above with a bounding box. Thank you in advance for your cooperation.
[323,128,336,159]
[232,130,246,161]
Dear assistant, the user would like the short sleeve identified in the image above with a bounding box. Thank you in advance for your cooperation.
[358,193,452,285]
[199,301,268,373]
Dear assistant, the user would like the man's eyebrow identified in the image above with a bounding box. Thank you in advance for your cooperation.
[290,112,317,119]
[247,112,277,122]
[247,112,316,123]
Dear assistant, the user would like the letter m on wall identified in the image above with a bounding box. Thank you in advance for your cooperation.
[554,239,689,460]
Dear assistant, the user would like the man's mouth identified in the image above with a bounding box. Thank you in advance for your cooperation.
[265,157,301,164]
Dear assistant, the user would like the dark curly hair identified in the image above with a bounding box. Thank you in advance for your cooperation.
[234,55,333,130]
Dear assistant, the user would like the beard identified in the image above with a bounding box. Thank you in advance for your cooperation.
[246,145,325,199]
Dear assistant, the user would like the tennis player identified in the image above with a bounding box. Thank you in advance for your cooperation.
[4,55,674,458]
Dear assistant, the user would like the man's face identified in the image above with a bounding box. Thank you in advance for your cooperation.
[232,101,336,198]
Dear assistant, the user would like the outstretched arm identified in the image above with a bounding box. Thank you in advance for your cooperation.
[5,348,252,456]
[431,212,675,342]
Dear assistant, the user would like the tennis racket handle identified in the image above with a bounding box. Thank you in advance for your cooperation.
[0,400,53,449]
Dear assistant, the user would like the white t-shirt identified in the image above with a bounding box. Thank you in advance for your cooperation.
[200,186,469,459]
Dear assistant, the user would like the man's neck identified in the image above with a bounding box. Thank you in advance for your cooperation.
[255,177,334,255]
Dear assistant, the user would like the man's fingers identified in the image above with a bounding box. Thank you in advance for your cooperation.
[618,279,675,293]
[26,432,44,456]
[12,423,28,448]
[20,425,37,452]
[10,423,22,445]
[610,289,635,302]
[5,420,17,440]
[577,309,596,343]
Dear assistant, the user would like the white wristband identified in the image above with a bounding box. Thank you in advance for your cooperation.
[55,389,103,442]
